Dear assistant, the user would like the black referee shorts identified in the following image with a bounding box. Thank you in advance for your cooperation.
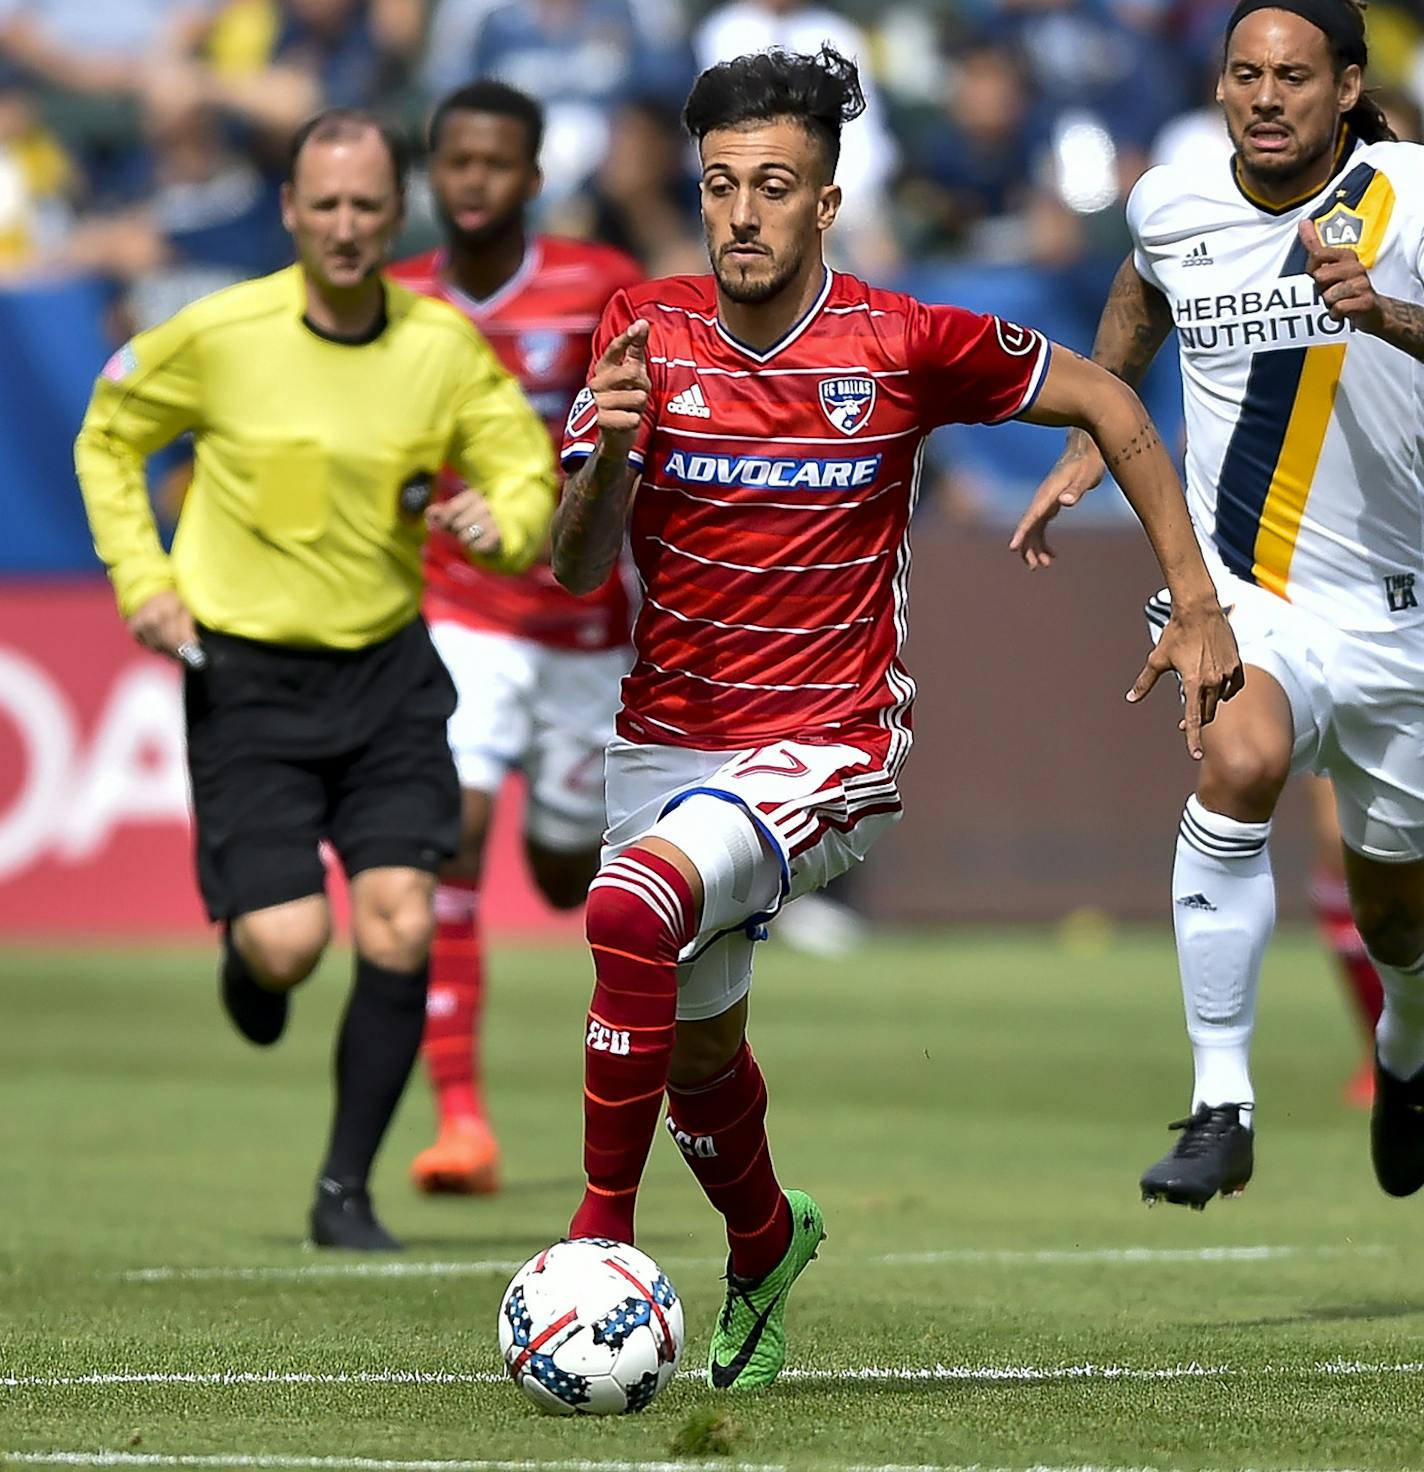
[184,618,460,922]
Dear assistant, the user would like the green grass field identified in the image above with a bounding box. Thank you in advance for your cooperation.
[3,928,1422,1472]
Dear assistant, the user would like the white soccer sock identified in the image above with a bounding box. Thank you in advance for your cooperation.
[1172,795,1275,1120]
[1373,952,1424,1080]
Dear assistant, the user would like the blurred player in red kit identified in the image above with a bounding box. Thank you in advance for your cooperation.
[1307,775,1384,1106]
[388,82,641,1195]
[551,44,1241,1390]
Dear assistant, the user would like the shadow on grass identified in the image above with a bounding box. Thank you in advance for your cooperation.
[245,1225,695,1254]
[1211,1298,1424,1328]
[408,1175,585,1199]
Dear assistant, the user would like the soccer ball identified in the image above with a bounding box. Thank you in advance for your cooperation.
[497,1238,684,1415]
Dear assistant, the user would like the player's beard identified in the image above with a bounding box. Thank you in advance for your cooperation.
[712,242,803,305]
[1231,117,1340,190]
[436,200,520,255]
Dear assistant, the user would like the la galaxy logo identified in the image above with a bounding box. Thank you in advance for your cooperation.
[518,329,564,379]
[819,376,875,435]
[1316,202,1365,249]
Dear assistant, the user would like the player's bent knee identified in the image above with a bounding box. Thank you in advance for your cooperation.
[358,904,436,971]
[540,870,595,911]
[1198,734,1291,818]
[1351,893,1424,968]
[244,942,324,990]
[351,874,437,971]
[585,848,692,955]
[234,911,328,990]
[530,844,599,911]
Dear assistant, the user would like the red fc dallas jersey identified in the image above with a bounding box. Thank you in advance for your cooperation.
[562,270,1050,749]
[389,236,642,651]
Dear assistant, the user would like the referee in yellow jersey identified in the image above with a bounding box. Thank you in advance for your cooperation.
[74,107,557,1250]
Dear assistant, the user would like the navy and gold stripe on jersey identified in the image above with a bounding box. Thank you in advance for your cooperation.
[1213,163,1396,598]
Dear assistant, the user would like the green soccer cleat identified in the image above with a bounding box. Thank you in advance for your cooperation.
[707,1189,825,1390]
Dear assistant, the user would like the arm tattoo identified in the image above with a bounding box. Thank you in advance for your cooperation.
[1092,254,1174,387]
[1063,257,1172,460]
[1373,296,1424,364]
[551,446,635,594]
[1101,414,1163,474]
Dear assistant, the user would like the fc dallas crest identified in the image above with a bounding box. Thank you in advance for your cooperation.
[818,376,875,435]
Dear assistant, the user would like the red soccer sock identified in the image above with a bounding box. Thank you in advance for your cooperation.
[420,879,486,1124]
[568,848,697,1245]
[665,1043,792,1281]
[1310,869,1385,1034]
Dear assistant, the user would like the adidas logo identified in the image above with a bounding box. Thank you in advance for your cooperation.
[1176,892,1217,911]
[1182,240,1213,267]
[667,382,711,418]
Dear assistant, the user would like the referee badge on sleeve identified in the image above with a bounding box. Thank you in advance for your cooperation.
[101,343,138,381]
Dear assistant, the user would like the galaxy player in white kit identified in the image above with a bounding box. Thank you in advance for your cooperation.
[1014,0,1424,1207]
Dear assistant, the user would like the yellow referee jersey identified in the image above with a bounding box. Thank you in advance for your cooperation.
[75,264,556,649]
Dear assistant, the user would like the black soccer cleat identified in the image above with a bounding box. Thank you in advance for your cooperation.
[219,934,289,1047]
[309,1177,402,1251]
[1139,1103,1254,1210]
[1370,1055,1424,1198]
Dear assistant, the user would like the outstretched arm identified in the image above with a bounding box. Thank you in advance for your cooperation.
[552,319,651,595]
[1022,349,1243,758]
[1011,254,1173,567]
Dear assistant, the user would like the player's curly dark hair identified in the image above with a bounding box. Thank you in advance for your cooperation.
[428,80,545,161]
[682,43,867,177]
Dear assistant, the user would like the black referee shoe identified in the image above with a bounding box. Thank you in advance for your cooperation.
[309,1177,402,1251]
[219,931,288,1046]
[1140,1103,1253,1209]
[1370,1055,1424,1198]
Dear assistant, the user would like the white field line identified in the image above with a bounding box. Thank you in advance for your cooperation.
[0,1455,1394,1472]
[116,1244,1388,1284]
[4,1359,1423,1391]
[3,1458,824,1472]
[861,1246,1388,1267]
[4,1458,928,1472]
[121,1261,526,1283]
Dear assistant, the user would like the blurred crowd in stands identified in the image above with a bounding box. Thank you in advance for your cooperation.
[5,0,1424,522]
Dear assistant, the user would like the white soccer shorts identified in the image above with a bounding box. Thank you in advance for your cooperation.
[1148,574,1424,863]
[601,735,904,1020]
[429,621,628,852]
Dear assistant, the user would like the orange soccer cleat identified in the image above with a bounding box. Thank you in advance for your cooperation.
[1343,1058,1376,1110]
[410,1117,501,1196]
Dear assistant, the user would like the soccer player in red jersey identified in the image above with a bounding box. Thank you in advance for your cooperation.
[388,82,642,1196]
[552,44,1242,1390]
[1306,775,1385,1106]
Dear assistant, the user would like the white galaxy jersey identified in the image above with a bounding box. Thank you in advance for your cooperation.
[1129,134,1424,632]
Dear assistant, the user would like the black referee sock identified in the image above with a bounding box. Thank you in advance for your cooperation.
[319,954,430,1187]
[220,925,289,1046]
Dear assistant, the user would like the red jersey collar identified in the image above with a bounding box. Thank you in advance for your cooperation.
[714,268,834,363]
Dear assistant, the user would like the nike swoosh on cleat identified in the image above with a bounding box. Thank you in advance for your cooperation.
[709,1290,783,1389]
